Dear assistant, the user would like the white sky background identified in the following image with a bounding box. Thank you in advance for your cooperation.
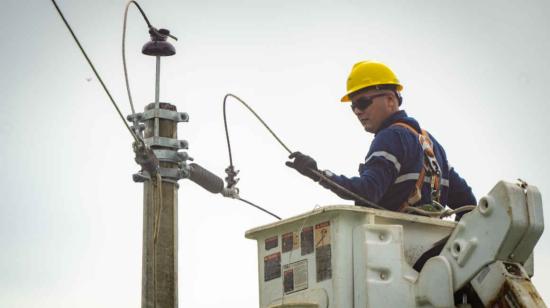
[1,0,549,306]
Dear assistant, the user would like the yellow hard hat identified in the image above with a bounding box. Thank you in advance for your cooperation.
[341,60,403,102]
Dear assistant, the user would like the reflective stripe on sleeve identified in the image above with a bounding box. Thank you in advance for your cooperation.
[395,173,449,187]
[394,173,419,183]
[365,151,401,172]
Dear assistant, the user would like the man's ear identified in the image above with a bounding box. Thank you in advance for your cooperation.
[387,95,398,110]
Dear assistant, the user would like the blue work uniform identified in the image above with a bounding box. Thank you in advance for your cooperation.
[323,110,476,212]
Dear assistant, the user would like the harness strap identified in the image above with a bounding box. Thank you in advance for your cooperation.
[391,122,441,212]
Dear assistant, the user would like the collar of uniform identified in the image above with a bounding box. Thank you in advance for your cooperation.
[375,110,421,135]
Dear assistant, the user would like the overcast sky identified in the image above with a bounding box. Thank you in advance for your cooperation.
[1,0,549,307]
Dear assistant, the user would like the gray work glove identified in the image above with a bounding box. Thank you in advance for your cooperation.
[285,151,321,182]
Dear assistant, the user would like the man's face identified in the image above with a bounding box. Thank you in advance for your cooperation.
[350,90,396,133]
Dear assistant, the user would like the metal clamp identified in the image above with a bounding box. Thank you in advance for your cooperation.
[158,167,190,180]
[152,149,191,163]
[132,171,178,184]
[133,172,150,183]
[225,165,240,189]
[128,108,189,123]
[131,123,146,133]
[133,142,159,175]
[133,164,191,183]
[128,106,191,183]
[145,136,188,149]
[221,187,239,198]
[127,113,141,123]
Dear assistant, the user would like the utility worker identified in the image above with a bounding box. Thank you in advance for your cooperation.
[286,60,476,217]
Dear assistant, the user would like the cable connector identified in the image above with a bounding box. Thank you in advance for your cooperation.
[221,187,240,199]
[133,141,159,175]
[225,165,240,189]
[149,27,178,41]
[130,123,145,140]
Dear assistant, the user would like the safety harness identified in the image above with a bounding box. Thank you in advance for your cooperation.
[391,122,442,212]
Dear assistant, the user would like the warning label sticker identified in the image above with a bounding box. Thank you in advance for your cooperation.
[282,232,299,253]
[301,226,314,256]
[283,259,308,294]
[315,221,331,248]
[265,235,278,251]
[314,221,332,282]
[264,252,281,282]
[316,244,332,282]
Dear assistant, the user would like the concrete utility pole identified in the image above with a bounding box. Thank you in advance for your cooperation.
[129,28,189,308]
[141,102,181,308]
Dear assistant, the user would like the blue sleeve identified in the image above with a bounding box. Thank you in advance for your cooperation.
[320,129,404,204]
[447,167,477,209]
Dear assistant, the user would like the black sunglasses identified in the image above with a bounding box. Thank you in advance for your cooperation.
[350,93,388,111]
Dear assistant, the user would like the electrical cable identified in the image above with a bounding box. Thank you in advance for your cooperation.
[441,205,476,217]
[51,0,142,144]
[126,0,152,28]
[123,0,178,116]
[223,93,292,167]
[122,0,177,143]
[236,197,281,220]
[152,172,163,308]
[153,173,164,242]
[222,93,385,211]
[403,204,476,218]
[122,0,155,117]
